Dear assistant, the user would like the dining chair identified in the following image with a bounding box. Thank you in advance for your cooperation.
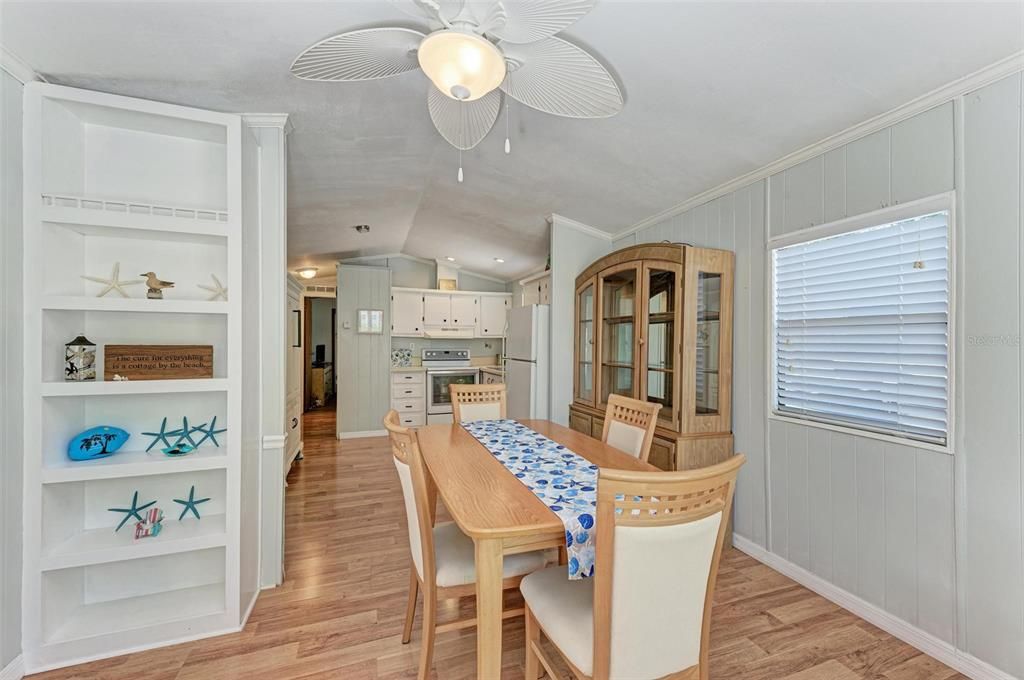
[520,454,746,680]
[449,383,507,422]
[601,394,661,463]
[383,410,552,680]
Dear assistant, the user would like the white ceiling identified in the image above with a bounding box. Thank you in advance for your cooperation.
[3,1,1022,280]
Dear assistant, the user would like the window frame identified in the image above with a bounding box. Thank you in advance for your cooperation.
[766,192,956,454]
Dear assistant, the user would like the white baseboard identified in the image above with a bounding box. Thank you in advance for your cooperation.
[0,656,24,680]
[337,429,386,439]
[732,535,1019,680]
[241,589,260,628]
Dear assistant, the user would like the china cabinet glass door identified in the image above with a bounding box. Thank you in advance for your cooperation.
[575,278,596,405]
[682,247,734,434]
[600,264,639,404]
[642,262,682,428]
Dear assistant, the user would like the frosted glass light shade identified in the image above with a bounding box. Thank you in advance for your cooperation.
[418,30,506,101]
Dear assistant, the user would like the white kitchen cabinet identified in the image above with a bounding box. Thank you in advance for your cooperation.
[423,292,452,326]
[478,295,511,336]
[519,271,551,306]
[891,102,954,205]
[783,155,824,233]
[392,289,424,336]
[450,294,478,327]
[846,129,891,216]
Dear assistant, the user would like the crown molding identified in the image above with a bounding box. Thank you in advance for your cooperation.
[548,213,614,242]
[1,47,44,85]
[241,113,293,135]
[615,51,1024,241]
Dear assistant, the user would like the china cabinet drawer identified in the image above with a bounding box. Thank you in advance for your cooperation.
[392,371,424,385]
[649,437,676,471]
[569,411,591,435]
[391,398,425,414]
[590,417,604,440]
[392,383,425,399]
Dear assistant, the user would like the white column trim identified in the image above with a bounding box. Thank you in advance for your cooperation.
[261,434,287,449]
[0,48,43,85]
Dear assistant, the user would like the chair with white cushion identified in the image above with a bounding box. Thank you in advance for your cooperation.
[383,410,551,679]
[521,454,746,680]
[601,394,661,463]
[450,383,507,422]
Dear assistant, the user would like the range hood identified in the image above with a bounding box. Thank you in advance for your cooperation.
[423,326,474,339]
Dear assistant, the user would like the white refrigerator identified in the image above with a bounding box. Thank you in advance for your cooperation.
[506,304,550,420]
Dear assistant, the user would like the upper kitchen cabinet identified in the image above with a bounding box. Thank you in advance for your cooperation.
[450,294,478,327]
[891,102,954,204]
[423,292,452,326]
[392,289,424,337]
[391,287,510,338]
[478,294,510,337]
[519,270,552,305]
[846,128,891,215]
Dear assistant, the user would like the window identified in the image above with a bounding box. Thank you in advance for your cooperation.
[772,210,950,445]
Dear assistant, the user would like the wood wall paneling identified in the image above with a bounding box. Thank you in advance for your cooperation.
[845,128,891,215]
[914,450,955,644]
[783,155,825,233]
[786,422,811,570]
[806,428,833,581]
[769,419,789,558]
[855,438,886,609]
[829,432,858,595]
[962,72,1024,677]
[336,265,392,434]
[823,146,847,223]
[891,102,955,204]
[883,443,918,626]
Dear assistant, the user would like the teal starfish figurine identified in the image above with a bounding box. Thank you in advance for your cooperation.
[108,491,157,532]
[174,485,210,521]
[142,417,184,452]
[193,416,227,448]
[173,416,202,449]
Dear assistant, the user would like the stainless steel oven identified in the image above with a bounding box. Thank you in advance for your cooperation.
[423,349,478,423]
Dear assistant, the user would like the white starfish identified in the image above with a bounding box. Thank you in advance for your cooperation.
[197,274,228,301]
[81,262,143,298]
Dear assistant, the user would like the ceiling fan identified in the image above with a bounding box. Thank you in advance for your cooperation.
[290,0,624,178]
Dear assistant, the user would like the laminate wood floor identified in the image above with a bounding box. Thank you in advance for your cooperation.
[32,408,965,680]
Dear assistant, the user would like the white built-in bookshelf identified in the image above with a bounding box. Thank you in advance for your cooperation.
[22,82,243,671]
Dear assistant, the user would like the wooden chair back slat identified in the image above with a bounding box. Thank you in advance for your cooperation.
[450,383,507,422]
[601,394,661,462]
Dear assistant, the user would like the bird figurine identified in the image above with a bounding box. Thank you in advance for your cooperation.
[140,272,174,299]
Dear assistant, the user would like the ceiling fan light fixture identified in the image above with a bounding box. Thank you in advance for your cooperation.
[418,29,506,101]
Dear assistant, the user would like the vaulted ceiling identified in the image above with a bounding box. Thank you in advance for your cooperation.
[3,1,1022,280]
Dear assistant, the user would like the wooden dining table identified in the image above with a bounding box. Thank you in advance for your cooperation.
[416,419,657,679]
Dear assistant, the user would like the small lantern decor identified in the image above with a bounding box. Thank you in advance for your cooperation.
[64,334,97,381]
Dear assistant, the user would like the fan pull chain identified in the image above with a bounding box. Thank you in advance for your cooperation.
[458,102,465,183]
[504,73,512,154]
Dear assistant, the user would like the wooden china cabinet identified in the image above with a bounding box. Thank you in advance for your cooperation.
[569,244,735,473]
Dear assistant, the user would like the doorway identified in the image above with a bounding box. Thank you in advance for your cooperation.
[304,294,337,411]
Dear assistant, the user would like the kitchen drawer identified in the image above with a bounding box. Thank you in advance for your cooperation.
[398,412,425,427]
[391,398,425,414]
[392,383,425,400]
[392,371,424,385]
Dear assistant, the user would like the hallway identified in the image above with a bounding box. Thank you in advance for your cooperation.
[31,408,965,679]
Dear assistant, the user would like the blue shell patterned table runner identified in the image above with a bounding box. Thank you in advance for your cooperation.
[462,419,598,579]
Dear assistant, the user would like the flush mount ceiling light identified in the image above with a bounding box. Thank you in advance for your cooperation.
[445,256,457,262]
[290,1,623,181]
[494,257,505,263]
[296,267,319,279]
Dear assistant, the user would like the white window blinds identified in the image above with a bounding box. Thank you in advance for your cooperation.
[772,211,949,445]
